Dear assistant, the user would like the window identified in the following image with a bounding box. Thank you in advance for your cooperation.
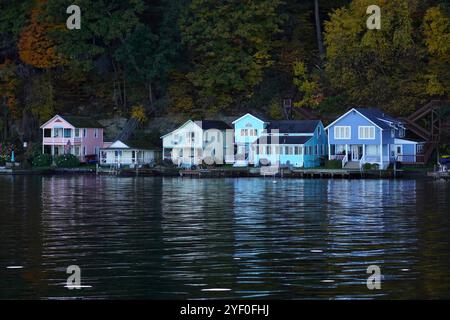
[83,146,87,156]
[54,128,60,137]
[260,146,265,155]
[367,145,379,156]
[315,145,319,155]
[94,147,99,155]
[266,146,271,155]
[75,129,80,137]
[318,126,321,135]
[294,146,300,155]
[285,146,293,155]
[74,146,80,156]
[399,128,405,138]
[275,146,280,154]
[359,126,375,140]
[94,128,99,138]
[83,129,87,137]
[64,129,72,138]
[44,129,51,138]
[334,126,351,139]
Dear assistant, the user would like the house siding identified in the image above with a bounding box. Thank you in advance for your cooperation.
[328,111,382,145]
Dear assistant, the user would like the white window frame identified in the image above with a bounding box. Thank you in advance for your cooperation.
[358,126,375,140]
[94,128,99,138]
[334,126,351,140]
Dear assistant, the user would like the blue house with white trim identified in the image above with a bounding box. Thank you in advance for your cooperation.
[231,113,327,168]
[325,108,421,169]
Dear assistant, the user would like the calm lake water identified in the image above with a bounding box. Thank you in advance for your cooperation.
[0,175,449,299]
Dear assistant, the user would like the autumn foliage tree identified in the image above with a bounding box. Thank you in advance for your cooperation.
[18,0,65,69]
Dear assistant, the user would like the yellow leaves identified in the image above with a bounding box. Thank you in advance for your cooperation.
[425,74,446,96]
[292,61,323,109]
[423,7,450,59]
[18,4,66,69]
[131,105,148,124]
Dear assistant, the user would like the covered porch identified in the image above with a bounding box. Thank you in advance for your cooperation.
[43,144,82,158]
[329,144,389,169]
[163,147,203,167]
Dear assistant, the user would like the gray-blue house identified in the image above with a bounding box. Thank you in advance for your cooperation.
[325,108,422,169]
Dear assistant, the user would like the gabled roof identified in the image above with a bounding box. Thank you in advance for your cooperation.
[232,113,267,124]
[253,136,312,145]
[40,115,104,129]
[355,108,402,130]
[160,120,194,138]
[102,139,158,150]
[266,120,321,133]
[325,108,402,130]
[61,116,104,128]
[194,120,231,130]
[161,119,231,139]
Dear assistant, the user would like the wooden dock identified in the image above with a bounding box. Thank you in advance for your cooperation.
[291,169,351,178]
[427,171,450,180]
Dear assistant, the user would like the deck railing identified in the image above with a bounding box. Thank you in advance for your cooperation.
[341,154,348,168]
[359,154,366,169]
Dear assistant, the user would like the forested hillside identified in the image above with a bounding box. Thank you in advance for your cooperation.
[0,0,448,144]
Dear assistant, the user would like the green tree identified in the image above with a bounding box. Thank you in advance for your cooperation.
[293,60,323,108]
[324,0,427,115]
[180,0,285,111]
[423,6,450,97]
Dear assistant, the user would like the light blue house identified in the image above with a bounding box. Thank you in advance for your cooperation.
[230,113,267,166]
[231,113,328,168]
[325,108,422,169]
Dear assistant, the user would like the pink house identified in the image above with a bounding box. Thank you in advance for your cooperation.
[40,115,104,162]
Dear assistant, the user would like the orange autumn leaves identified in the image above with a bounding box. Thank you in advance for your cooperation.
[18,0,65,69]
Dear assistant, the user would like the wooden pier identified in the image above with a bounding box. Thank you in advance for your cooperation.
[427,171,450,180]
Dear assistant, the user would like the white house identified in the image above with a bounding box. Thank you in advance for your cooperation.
[161,120,231,167]
[99,140,157,167]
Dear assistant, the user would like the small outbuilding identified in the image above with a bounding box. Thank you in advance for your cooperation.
[99,140,158,167]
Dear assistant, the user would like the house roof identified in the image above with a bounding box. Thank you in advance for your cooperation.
[102,139,158,150]
[161,119,231,139]
[355,108,403,130]
[325,108,403,130]
[253,136,312,145]
[194,120,231,130]
[62,116,104,128]
[231,113,267,124]
[267,120,320,133]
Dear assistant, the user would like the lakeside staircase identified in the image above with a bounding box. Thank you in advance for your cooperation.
[400,100,449,165]
[116,117,139,142]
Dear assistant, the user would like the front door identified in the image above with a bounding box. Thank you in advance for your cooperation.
[351,145,360,161]
[394,145,403,162]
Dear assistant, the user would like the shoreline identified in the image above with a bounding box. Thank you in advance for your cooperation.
[0,166,442,180]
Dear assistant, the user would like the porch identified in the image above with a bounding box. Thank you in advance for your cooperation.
[329,144,388,169]
[162,147,203,167]
[43,144,82,158]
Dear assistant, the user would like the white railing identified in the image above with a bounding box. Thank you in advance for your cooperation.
[359,154,366,169]
[341,153,348,168]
